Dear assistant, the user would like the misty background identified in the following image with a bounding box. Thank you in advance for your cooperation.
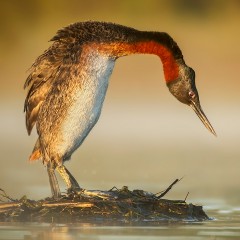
[0,0,240,206]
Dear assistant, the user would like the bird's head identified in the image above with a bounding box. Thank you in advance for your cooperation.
[167,63,216,136]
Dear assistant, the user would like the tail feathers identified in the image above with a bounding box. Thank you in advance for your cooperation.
[29,139,42,162]
[29,149,42,161]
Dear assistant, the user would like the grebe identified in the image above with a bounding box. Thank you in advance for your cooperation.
[24,21,216,199]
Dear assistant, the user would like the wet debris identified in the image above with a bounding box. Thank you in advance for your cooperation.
[0,181,209,222]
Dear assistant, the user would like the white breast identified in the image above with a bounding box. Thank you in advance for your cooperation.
[59,54,115,159]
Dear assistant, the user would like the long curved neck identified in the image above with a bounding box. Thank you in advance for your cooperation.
[131,38,184,83]
[87,31,184,83]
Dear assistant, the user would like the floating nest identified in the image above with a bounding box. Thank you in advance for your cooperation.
[0,180,209,223]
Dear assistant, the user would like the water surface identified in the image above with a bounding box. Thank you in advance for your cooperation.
[0,208,240,240]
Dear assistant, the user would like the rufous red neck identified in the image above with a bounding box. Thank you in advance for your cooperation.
[133,41,179,83]
[85,41,179,83]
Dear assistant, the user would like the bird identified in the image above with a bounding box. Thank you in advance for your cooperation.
[24,21,216,199]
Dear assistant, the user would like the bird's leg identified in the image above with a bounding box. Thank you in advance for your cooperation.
[64,165,82,190]
[56,165,82,194]
[47,163,61,199]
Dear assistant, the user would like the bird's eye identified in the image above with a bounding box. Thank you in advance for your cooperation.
[188,91,195,99]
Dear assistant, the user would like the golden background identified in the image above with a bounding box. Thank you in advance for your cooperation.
[0,0,240,206]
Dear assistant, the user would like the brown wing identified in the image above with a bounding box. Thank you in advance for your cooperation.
[24,48,58,135]
[24,36,81,135]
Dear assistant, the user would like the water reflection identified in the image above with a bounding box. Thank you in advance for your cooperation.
[0,209,240,240]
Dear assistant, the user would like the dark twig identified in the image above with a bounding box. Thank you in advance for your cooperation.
[109,186,119,192]
[0,188,15,202]
[156,178,183,199]
[184,192,190,202]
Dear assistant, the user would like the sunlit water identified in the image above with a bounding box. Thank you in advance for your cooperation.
[0,207,240,240]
